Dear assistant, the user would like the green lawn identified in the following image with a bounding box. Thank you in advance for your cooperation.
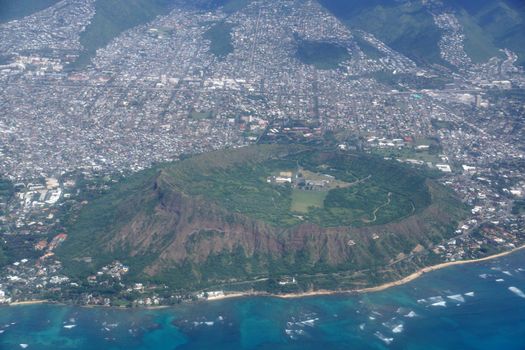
[291,190,327,213]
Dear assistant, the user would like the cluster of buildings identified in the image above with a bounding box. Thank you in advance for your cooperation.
[0,0,95,62]
[0,256,68,304]
[87,261,129,282]
[432,11,472,68]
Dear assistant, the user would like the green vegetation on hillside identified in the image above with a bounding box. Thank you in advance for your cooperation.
[296,40,350,70]
[320,0,525,67]
[319,0,445,66]
[203,22,235,59]
[165,156,299,226]
[57,167,160,278]
[444,0,525,66]
[354,35,385,60]
[73,0,174,68]
[0,0,59,23]
[455,11,504,63]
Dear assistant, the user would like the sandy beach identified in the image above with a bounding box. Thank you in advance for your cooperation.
[205,292,261,301]
[8,300,48,306]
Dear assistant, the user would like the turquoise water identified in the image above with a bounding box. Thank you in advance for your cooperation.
[1,251,525,349]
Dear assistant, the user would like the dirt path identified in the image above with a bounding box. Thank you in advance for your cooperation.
[364,192,392,223]
[347,174,371,187]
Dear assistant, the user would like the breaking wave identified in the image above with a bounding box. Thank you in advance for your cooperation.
[446,294,465,303]
[509,286,525,298]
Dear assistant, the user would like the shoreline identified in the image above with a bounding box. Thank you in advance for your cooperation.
[4,244,525,306]
[353,244,525,294]
[209,244,525,301]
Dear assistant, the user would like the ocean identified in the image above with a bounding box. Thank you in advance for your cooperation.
[1,250,525,350]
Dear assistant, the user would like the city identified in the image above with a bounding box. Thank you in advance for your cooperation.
[0,0,524,308]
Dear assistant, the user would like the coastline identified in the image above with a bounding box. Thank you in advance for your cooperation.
[5,244,525,306]
[209,244,525,301]
[353,244,525,294]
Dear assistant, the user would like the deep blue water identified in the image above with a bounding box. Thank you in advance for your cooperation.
[1,250,525,349]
